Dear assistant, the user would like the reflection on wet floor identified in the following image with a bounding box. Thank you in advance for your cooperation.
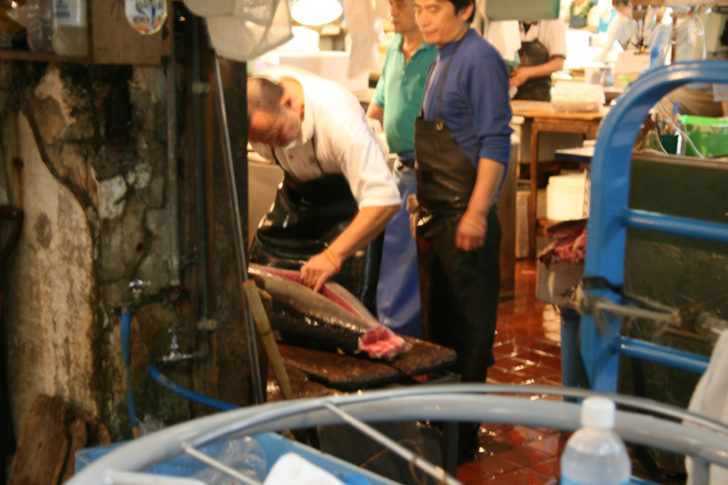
[457,261,685,485]
[455,260,566,484]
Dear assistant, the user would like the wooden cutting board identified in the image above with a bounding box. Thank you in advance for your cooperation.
[278,336,457,390]
[279,344,401,390]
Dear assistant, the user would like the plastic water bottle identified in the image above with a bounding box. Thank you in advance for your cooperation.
[52,0,88,56]
[561,397,631,485]
[26,0,54,52]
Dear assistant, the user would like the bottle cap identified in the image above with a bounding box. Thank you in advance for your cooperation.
[581,396,616,429]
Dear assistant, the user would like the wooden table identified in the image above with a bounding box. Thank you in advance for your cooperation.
[511,101,607,259]
[269,338,460,475]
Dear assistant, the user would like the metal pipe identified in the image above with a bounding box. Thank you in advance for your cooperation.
[323,402,459,485]
[621,208,728,244]
[106,470,206,485]
[212,54,264,404]
[182,445,261,485]
[190,13,209,318]
[68,385,728,485]
[166,28,180,287]
[615,336,709,374]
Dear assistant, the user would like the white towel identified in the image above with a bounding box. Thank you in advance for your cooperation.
[686,330,728,485]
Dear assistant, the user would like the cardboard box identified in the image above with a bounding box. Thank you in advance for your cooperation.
[536,261,584,308]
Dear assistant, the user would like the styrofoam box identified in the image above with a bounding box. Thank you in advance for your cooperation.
[546,171,589,221]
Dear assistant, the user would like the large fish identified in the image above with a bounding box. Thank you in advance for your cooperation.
[248,264,407,360]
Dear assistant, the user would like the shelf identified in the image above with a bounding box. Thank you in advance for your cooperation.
[0,48,90,64]
[0,0,172,66]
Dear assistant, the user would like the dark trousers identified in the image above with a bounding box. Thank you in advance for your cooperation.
[416,207,501,383]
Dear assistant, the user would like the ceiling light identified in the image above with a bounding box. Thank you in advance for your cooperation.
[291,0,342,26]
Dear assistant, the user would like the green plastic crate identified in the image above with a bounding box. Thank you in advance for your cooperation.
[679,115,728,158]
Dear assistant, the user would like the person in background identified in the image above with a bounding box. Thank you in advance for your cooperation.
[567,0,600,31]
[594,0,637,62]
[412,0,512,462]
[366,0,437,338]
[510,18,567,101]
[247,69,401,292]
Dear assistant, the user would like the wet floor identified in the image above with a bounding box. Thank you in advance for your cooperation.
[455,260,686,485]
[455,260,566,484]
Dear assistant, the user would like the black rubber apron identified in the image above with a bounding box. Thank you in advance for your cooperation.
[252,141,380,312]
[513,23,552,101]
[256,137,358,253]
[414,37,501,384]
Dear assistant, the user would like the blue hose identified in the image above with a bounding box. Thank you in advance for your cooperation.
[148,364,239,411]
[121,308,141,436]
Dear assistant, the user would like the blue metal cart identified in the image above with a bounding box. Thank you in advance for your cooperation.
[579,60,728,392]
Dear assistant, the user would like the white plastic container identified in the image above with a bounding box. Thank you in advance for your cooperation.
[52,0,87,56]
[546,171,589,221]
[561,397,631,485]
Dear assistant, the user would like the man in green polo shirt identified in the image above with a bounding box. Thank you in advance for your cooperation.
[366,0,437,339]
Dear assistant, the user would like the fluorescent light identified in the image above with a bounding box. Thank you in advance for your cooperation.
[291,0,342,26]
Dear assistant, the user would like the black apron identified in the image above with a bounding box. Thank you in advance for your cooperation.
[513,23,553,102]
[414,37,501,384]
[251,143,380,312]
[568,0,595,29]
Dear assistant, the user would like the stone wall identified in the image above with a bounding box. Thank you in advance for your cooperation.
[0,60,192,440]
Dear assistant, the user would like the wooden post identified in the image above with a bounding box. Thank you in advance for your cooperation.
[242,280,294,400]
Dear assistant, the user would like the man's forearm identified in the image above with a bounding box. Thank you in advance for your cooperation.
[465,158,505,220]
[366,103,384,124]
[523,57,565,79]
[328,204,399,263]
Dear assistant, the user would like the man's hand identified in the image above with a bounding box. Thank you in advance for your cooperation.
[455,211,487,251]
[406,194,419,237]
[300,248,340,292]
[509,66,530,88]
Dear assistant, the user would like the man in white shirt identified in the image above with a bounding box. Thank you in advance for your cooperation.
[247,68,401,293]
[511,18,567,101]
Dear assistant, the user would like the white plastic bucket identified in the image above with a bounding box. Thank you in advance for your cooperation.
[546,172,589,221]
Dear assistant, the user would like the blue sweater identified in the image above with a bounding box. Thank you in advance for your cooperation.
[422,29,513,167]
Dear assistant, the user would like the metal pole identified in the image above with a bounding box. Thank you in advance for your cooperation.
[323,402,461,485]
[212,54,264,405]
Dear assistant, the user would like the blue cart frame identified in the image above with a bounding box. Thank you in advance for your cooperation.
[580,60,728,392]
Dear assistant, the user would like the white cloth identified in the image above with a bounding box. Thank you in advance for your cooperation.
[186,0,292,62]
[264,453,344,485]
[519,19,567,59]
[686,330,728,485]
[250,67,400,209]
[342,0,380,78]
[484,20,522,62]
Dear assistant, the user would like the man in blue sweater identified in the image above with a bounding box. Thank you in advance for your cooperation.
[412,0,513,462]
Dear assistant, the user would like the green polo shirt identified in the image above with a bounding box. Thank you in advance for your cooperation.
[372,34,437,155]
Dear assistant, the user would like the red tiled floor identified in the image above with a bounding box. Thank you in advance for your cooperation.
[455,260,568,483]
[396,257,697,485]
[454,260,688,485]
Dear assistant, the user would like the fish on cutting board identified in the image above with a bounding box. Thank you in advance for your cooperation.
[248,264,407,361]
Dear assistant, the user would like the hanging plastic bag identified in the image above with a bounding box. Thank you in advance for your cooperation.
[185,0,293,62]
